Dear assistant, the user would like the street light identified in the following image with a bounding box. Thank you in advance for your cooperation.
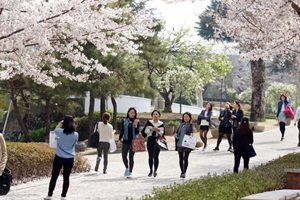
[220,78,223,112]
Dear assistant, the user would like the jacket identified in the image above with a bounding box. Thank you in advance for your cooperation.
[232,109,244,128]
[219,109,232,127]
[276,101,289,117]
[197,110,212,127]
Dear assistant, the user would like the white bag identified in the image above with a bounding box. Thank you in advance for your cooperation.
[49,131,58,148]
[109,138,116,153]
[181,134,197,149]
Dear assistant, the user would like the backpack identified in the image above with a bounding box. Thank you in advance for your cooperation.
[0,167,12,195]
[89,123,99,148]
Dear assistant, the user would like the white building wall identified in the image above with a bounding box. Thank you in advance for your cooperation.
[171,103,203,115]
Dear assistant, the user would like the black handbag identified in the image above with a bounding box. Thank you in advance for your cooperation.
[89,123,99,148]
[249,145,256,157]
[0,167,12,195]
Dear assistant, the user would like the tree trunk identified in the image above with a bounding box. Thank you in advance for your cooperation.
[20,90,29,130]
[45,98,51,138]
[250,59,266,122]
[100,96,106,118]
[160,92,175,113]
[111,96,117,130]
[179,94,182,114]
[8,80,32,142]
[88,91,95,138]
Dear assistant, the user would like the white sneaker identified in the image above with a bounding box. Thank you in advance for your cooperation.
[127,172,132,178]
[61,197,66,200]
[44,196,52,200]
[124,168,129,176]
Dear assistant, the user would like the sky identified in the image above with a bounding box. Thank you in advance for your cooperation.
[146,0,211,40]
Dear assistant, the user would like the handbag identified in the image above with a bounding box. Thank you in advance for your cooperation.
[0,167,12,195]
[131,139,146,152]
[89,123,99,148]
[49,131,58,148]
[155,136,168,150]
[181,134,197,149]
[109,138,117,153]
[249,144,256,157]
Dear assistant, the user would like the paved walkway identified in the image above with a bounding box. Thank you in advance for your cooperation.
[5,126,300,200]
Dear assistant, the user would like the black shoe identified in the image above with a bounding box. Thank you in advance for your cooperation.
[153,172,157,177]
[297,143,300,147]
[180,173,185,178]
[103,170,107,174]
[148,172,153,177]
[213,147,219,151]
[281,137,284,141]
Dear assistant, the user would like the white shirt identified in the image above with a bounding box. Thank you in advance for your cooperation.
[294,106,300,123]
[201,111,209,126]
[144,120,164,137]
[95,122,114,142]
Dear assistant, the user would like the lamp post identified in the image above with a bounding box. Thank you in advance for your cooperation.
[220,78,223,112]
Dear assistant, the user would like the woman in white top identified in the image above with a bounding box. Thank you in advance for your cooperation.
[95,112,114,174]
[141,110,164,177]
[197,102,213,151]
[294,106,300,147]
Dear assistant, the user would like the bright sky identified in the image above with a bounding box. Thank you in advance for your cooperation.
[146,0,211,40]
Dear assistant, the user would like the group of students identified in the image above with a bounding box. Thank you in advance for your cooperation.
[43,93,300,200]
[197,100,253,173]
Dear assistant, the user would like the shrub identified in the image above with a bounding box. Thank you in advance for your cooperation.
[7,142,90,185]
[20,123,57,142]
[165,120,180,126]
[141,153,300,200]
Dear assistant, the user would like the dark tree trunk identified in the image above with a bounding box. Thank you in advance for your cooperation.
[250,59,266,122]
[20,90,29,130]
[160,91,175,113]
[45,98,51,138]
[88,91,95,138]
[100,96,106,118]
[111,96,117,130]
[8,80,32,142]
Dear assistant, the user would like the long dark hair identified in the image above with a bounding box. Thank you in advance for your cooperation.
[151,109,161,117]
[280,94,287,102]
[237,117,250,137]
[181,112,192,123]
[126,107,137,119]
[206,102,213,111]
[62,115,76,134]
[102,112,111,124]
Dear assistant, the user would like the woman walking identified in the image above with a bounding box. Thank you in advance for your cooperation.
[94,112,114,174]
[117,107,140,178]
[197,102,213,151]
[232,100,244,150]
[213,103,232,151]
[44,115,79,200]
[276,94,289,141]
[0,132,7,175]
[175,112,194,178]
[141,110,164,177]
[233,117,253,173]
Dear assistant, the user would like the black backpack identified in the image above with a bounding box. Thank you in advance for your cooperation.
[0,167,12,195]
[89,123,99,148]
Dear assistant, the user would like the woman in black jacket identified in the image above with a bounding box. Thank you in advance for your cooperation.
[213,103,232,151]
[141,110,164,177]
[197,102,213,151]
[233,117,253,173]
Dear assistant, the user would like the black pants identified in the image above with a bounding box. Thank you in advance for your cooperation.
[48,155,74,197]
[148,147,160,173]
[178,151,190,174]
[279,122,286,138]
[122,142,135,173]
[216,132,232,149]
[97,142,110,171]
[233,153,250,173]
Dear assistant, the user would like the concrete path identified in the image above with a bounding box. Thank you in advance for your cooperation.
[5,126,300,200]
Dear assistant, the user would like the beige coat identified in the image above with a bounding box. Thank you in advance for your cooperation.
[0,134,7,175]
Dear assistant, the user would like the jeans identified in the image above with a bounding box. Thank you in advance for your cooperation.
[122,142,135,173]
[97,142,110,171]
[48,155,74,197]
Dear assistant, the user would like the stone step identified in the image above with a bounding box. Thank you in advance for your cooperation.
[241,189,300,200]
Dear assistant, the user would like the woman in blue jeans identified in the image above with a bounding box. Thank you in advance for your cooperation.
[44,115,78,200]
[117,107,140,178]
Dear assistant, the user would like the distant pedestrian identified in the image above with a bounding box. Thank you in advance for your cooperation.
[294,105,300,147]
[276,94,289,141]
[141,110,164,177]
[213,103,233,151]
[233,117,253,173]
[175,112,194,178]
[231,100,244,150]
[94,112,114,174]
[197,102,213,151]
[117,107,140,178]
[44,115,79,200]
